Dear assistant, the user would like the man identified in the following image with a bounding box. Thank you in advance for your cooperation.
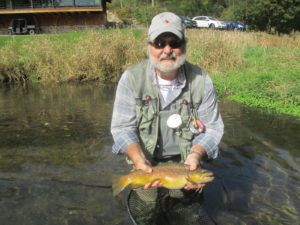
[111,12,224,224]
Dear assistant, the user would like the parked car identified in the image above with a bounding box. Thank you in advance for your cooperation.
[192,16,226,29]
[179,16,197,28]
[223,20,246,31]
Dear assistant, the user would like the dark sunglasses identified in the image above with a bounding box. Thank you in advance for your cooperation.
[149,39,185,49]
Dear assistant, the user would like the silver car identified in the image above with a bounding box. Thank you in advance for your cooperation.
[192,16,226,29]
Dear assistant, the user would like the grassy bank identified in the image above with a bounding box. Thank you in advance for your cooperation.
[0,30,145,83]
[186,30,300,116]
[0,29,299,116]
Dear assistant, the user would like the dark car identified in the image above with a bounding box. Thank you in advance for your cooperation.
[179,16,197,28]
[223,20,246,31]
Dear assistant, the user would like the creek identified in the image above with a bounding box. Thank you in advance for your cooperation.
[0,83,299,225]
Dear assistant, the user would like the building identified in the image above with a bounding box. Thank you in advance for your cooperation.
[0,0,111,34]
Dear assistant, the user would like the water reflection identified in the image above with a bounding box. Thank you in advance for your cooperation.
[0,84,299,225]
[204,99,300,225]
[0,83,128,225]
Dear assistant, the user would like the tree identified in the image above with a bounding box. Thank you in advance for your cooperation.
[108,0,300,33]
[233,0,300,34]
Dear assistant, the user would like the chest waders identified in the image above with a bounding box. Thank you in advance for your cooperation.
[123,60,215,225]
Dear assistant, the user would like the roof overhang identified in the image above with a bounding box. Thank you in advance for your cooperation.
[0,7,103,15]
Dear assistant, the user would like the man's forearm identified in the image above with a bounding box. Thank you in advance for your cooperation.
[184,144,206,171]
[125,143,152,172]
[189,144,206,160]
[125,143,146,164]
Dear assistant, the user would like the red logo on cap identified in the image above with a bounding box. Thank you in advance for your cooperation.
[163,20,170,23]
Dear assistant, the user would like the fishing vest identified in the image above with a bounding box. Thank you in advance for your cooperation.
[127,60,206,163]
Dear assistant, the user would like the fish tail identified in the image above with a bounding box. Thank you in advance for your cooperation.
[112,174,128,196]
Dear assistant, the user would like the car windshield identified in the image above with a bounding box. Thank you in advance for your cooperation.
[208,17,217,21]
[180,16,190,20]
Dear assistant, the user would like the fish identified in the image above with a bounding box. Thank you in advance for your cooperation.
[112,163,214,196]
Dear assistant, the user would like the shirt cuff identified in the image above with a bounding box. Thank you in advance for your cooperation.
[112,130,140,154]
[192,133,220,159]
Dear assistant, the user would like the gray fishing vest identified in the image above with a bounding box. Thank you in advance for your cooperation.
[127,60,206,163]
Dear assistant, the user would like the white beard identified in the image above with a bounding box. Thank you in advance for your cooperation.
[149,51,186,73]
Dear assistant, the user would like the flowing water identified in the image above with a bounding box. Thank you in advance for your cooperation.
[0,83,299,225]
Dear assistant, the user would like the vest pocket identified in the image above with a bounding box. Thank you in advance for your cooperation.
[138,104,155,134]
[181,115,190,125]
[177,127,194,141]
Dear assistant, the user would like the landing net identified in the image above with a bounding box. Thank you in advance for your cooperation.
[126,188,216,225]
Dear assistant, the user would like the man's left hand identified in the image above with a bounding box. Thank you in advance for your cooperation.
[183,145,206,190]
[184,183,205,190]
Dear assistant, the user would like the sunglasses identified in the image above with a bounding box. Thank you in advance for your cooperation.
[149,39,185,49]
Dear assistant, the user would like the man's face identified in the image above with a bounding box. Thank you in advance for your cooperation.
[148,33,186,73]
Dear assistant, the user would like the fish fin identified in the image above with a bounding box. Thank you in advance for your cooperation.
[186,180,192,185]
[186,175,193,183]
[111,174,128,196]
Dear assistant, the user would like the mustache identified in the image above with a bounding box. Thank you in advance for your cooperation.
[160,52,177,60]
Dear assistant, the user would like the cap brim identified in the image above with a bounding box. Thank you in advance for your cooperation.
[149,28,183,41]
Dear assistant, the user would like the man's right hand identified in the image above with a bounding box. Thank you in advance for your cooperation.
[125,142,153,173]
[135,158,153,173]
[134,158,163,189]
[125,143,163,189]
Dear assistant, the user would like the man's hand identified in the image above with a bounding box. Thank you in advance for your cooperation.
[124,143,162,189]
[134,158,152,173]
[125,143,152,172]
[184,145,206,190]
[143,180,162,189]
[184,151,201,170]
[135,159,162,190]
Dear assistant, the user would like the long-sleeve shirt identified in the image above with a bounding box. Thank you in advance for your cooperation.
[111,63,224,159]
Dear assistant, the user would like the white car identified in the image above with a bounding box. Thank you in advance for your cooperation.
[192,16,226,29]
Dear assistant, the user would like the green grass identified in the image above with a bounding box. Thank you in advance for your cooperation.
[212,46,300,116]
[0,35,38,48]
[0,29,299,116]
[0,29,146,83]
[0,29,145,48]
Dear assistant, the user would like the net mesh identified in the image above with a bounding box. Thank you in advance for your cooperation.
[127,188,216,225]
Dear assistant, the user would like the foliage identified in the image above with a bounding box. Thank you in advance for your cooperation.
[109,0,228,23]
[0,30,146,83]
[213,45,300,116]
[108,0,300,34]
[0,29,299,116]
[230,0,300,34]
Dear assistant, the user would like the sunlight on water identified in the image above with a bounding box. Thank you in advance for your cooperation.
[0,84,299,225]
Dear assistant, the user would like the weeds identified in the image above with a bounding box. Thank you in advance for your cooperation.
[0,30,146,83]
[0,29,299,116]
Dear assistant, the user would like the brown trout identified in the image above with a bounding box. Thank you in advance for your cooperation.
[112,163,214,196]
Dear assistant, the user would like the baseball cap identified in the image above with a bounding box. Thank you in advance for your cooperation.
[148,12,185,41]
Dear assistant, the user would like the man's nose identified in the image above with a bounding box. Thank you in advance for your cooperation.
[163,44,173,54]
